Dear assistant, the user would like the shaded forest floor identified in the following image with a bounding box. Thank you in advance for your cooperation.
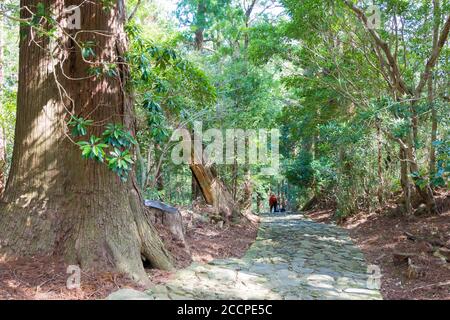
[3,193,448,300]
[0,207,259,300]
[307,190,450,300]
[153,205,259,276]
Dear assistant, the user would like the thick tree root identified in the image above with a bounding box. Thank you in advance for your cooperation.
[0,189,173,285]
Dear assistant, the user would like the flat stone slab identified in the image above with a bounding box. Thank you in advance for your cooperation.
[144,200,178,214]
[108,213,382,300]
[107,288,153,300]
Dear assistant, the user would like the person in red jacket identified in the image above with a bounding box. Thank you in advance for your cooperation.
[269,193,278,213]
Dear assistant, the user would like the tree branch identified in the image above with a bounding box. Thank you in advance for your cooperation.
[245,0,258,19]
[381,127,408,150]
[415,14,450,97]
[341,0,412,96]
[128,0,142,22]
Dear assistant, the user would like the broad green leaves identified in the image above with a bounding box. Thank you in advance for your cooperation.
[77,136,108,162]
[69,117,136,181]
[102,123,137,148]
[80,41,96,60]
[68,116,93,137]
[107,149,134,181]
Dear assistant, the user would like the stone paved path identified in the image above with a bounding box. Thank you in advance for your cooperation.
[110,213,382,300]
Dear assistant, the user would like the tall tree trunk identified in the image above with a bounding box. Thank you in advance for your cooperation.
[231,156,238,201]
[191,171,201,201]
[0,1,172,284]
[256,192,261,214]
[144,142,154,188]
[190,129,202,201]
[135,144,146,190]
[239,168,253,216]
[376,119,384,205]
[238,137,253,215]
[429,75,437,178]
[155,145,164,194]
[399,147,413,215]
[406,129,437,214]
[243,0,257,49]
[429,0,440,179]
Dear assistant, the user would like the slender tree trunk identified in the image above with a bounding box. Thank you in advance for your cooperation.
[256,192,261,214]
[155,144,164,193]
[399,147,413,215]
[232,157,238,200]
[191,171,201,201]
[156,170,164,192]
[429,0,440,178]
[411,109,419,145]
[244,0,257,49]
[0,1,172,284]
[0,15,5,195]
[194,1,206,51]
[406,130,437,214]
[238,138,253,214]
[376,119,384,205]
[135,144,146,190]
[190,129,202,201]
[144,142,154,188]
[239,168,253,215]
[429,75,438,179]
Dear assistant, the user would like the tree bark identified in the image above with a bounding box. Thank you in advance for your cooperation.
[238,138,253,214]
[343,0,447,214]
[406,128,437,214]
[231,156,238,201]
[429,75,437,178]
[244,0,257,49]
[194,1,206,51]
[155,145,164,193]
[189,128,238,219]
[256,192,262,213]
[0,0,172,284]
[190,129,202,201]
[191,171,201,201]
[135,144,146,190]
[429,0,441,179]
[399,148,413,215]
[190,163,238,220]
[375,119,384,205]
[238,168,253,216]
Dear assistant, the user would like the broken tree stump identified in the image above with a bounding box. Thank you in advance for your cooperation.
[145,200,186,245]
[406,258,425,279]
[392,252,415,266]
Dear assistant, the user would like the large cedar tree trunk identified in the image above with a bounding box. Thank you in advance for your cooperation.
[0,0,172,284]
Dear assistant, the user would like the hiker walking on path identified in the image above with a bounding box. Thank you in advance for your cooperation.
[269,193,278,213]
